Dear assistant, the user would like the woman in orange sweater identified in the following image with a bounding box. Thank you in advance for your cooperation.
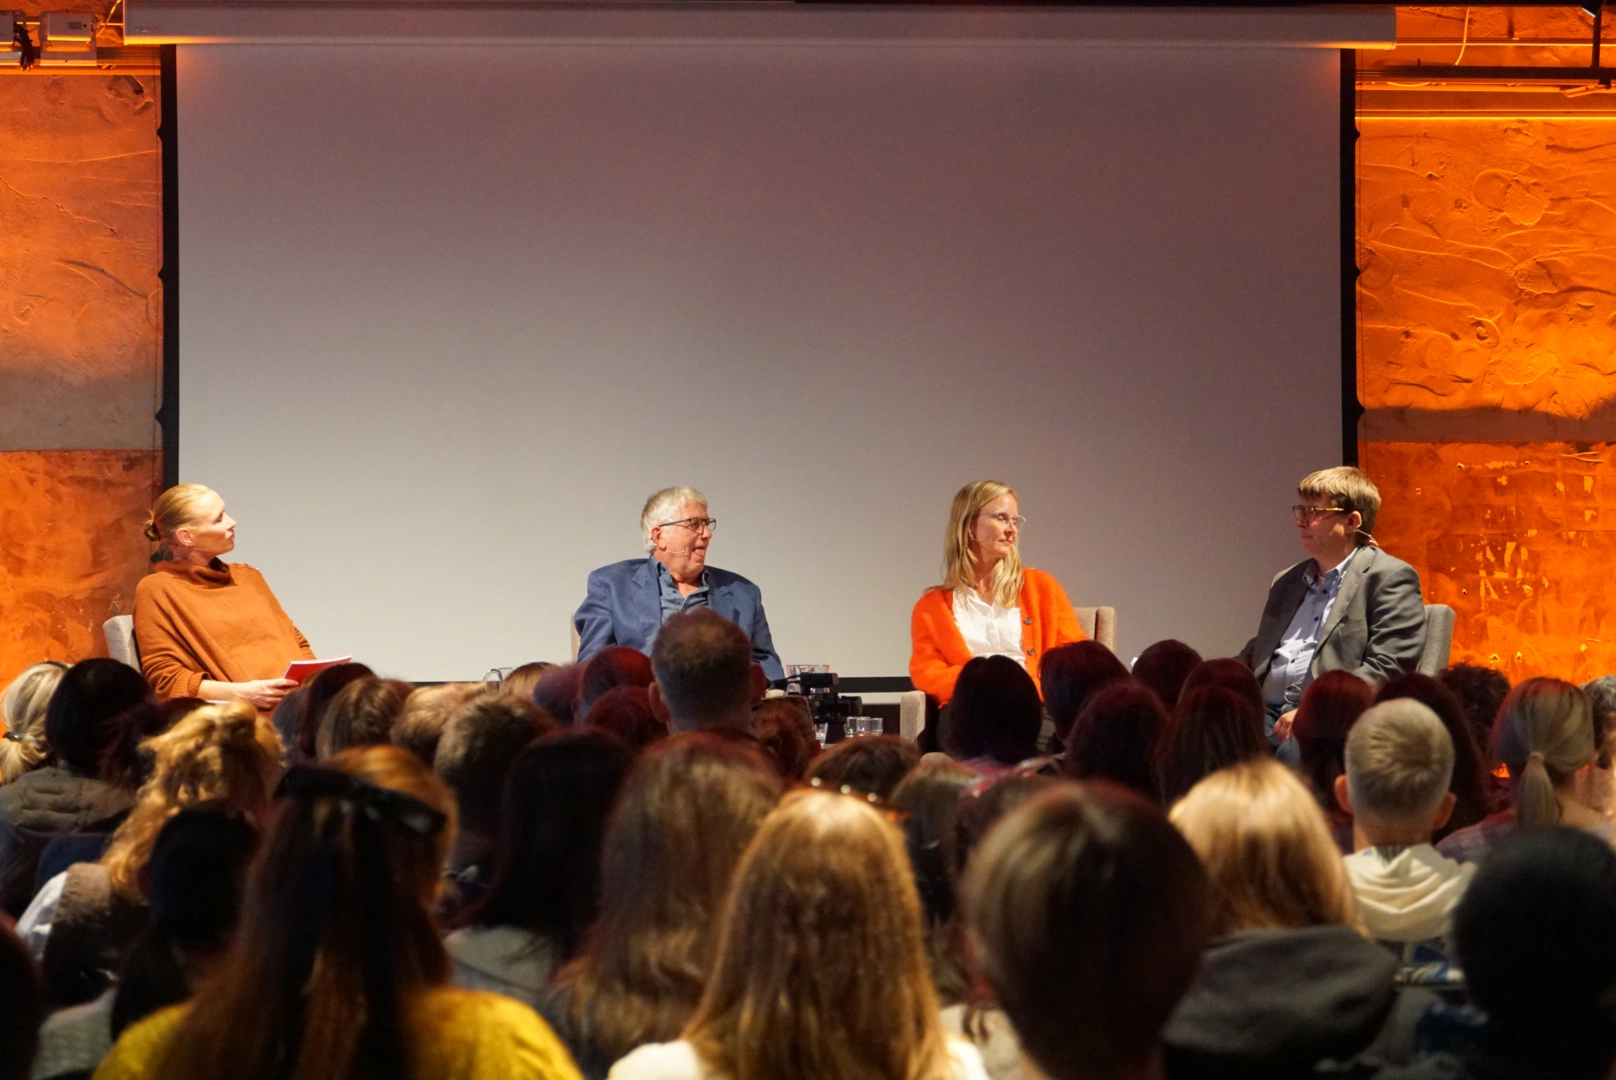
[134,485,313,711]
[909,481,1084,706]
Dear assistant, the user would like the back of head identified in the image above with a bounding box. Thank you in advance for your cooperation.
[752,696,816,781]
[943,655,1042,765]
[1040,641,1129,740]
[434,695,552,837]
[564,732,781,1061]
[807,735,920,800]
[102,701,283,901]
[688,790,950,1080]
[1492,677,1595,827]
[1170,759,1355,936]
[294,662,375,763]
[1297,465,1380,546]
[890,758,977,934]
[1455,828,1616,1070]
[1439,662,1512,757]
[0,661,67,779]
[1061,680,1167,802]
[532,664,584,728]
[965,784,1209,1080]
[1179,658,1264,716]
[584,686,668,754]
[577,648,654,720]
[499,661,557,705]
[1156,686,1267,806]
[1583,674,1616,769]
[390,682,481,767]
[164,745,454,1080]
[1293,671,1374,813]
[315,677,411,761]
[1375,672,1494,834]
[0,923,42,1080]
[950,773,1061,882]
[1130,640,1204,712]
[472,731,635,960]
[1345,699,1453,831]
[43,658,153,775]
[650,610,754,732]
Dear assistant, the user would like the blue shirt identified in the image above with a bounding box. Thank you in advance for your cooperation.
[655,558,710,623]
[1262,549,1357,709]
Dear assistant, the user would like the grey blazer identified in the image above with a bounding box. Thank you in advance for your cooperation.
[1238,546,1426,688]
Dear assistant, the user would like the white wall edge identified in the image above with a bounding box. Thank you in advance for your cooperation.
[127,3,1397,50]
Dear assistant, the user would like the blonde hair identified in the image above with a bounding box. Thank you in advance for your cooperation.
[101,701,283,902]
[641,486,708,552]
[144,483,214,544]
[0,662,67,782]
[1345,699,1454,826]
[1297,467,1381,547]
[1493,677,1596,828]
[1169,758,1357,936]
[941,481,1023,608]
[686,789,952,1080]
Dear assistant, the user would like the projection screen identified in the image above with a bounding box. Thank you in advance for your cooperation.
[173,11,1373,680]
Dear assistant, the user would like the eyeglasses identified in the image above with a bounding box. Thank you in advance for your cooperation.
[979,512,1027,529]
[660,517,717,535]
[1291,505,1348,524]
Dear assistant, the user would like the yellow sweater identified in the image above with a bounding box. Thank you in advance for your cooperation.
[92,987,583,1080]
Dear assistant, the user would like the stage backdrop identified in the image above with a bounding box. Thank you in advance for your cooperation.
[175,25,1347,680]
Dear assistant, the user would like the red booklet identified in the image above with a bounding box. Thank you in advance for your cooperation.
[282,656,354,685]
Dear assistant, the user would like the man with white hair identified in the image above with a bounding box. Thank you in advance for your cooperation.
[573,486,784,681]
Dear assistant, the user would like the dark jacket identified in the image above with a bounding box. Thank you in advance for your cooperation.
[42,862,150,1008]
[0,768,132,916]
[1164,925,1434,1079]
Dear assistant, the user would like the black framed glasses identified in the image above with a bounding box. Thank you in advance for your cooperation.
[661,517,717,535]
[1291,505,1348,524]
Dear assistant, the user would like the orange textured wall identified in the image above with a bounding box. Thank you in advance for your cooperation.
[0,74,162,687]
[1359,15,1616,681]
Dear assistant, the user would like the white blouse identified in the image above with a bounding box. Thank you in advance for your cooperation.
[952,588,1027,667]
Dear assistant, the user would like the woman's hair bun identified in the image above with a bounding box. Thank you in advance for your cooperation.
[142,519,162,543]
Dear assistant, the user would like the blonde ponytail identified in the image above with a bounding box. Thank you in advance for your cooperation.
[1493,679,1596,827]
[1513,752,1560,827]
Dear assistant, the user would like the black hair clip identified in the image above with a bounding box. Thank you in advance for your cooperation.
[278,765,447,837]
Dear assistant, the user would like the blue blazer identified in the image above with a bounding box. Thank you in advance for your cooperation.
[573,557,785,682]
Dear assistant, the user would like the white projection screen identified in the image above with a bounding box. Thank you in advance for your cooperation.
[175,12,1365,681]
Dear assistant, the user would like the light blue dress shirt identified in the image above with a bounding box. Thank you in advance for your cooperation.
[1261,548,1358,710]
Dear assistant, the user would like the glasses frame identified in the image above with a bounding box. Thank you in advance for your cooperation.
[659,516,718,535]
[1291,505,1349,524]
[978,511,1027,529]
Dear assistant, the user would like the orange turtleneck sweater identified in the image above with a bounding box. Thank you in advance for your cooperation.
[133,559,314,699]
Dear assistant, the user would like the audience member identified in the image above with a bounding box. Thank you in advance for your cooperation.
[889,757,976,1006]
[1438,677,1604,865]
[541,734,781,1080]
[611,789,986,1080]
[1436,662,1510,764]
[268,686,305,767]
[447,732,634,1006]
[1061,681,1167,802]
[1578,673,1616,814]
[1337,700,1472,988]
[500,662,558,706]
[1376,828,1616,1080]
[313,676,411,761]
[648,611,766,736]
[32,809,259,1080]
[1179,658,1264,716]
[0,922,43,1080]
[433,696,553,917]
[585,687,668,754]
[806,735,920,800]
[1130,639,1204,712]
[1375,674,1495,841]
[0,659,152,916]
[1291,669,1374,852]
[1154,686,1267,806]
[1039,641,1128,750]
[532,665,585,728]
[290,662,374,765]
[750,697,815,781]
[963,784,1209,1080]
[20,701,280,1007]
[391,683,482,767]
[942,656,1043,774]
[1167,759,1422,1076]
[91,746,582,1080]
[576,648,654,724]
[0,662,67,784]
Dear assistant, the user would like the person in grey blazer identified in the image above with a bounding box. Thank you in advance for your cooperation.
[1238,467,1426,756]
[574,486,784,682]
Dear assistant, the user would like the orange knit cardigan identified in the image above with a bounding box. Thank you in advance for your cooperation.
[908,567,1085,705]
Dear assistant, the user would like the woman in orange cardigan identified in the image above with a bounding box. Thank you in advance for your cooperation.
[909,481,1084,706]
